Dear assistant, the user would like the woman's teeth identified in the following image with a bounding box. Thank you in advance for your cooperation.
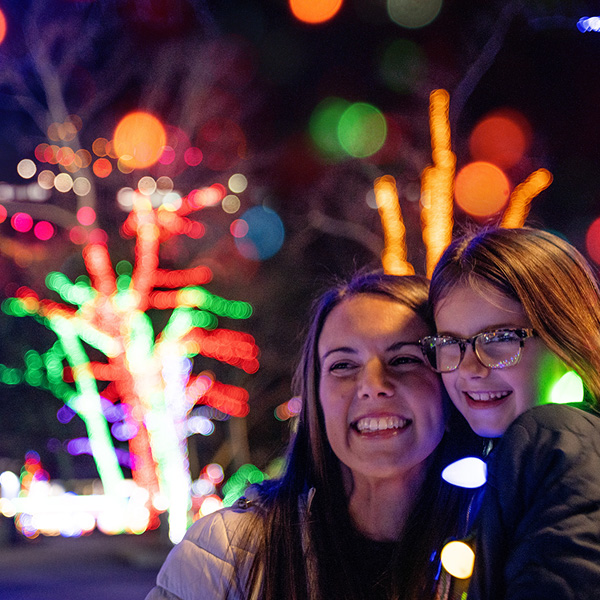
[467,391,510,401]
[355,416,408,433]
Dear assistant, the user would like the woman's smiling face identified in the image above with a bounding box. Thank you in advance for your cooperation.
[318,294,445,485]
[434,282,566,437]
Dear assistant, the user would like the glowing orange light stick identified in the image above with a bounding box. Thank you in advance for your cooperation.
[501,168,553,228]
[374,175,415,275]
[421,89,455,278]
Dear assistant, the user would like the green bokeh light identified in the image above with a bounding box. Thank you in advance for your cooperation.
[338,102,387,158]
[550,371,584,404]
[308,97,350,160]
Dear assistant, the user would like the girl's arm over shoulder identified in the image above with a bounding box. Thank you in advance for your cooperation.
[471,404,600,600]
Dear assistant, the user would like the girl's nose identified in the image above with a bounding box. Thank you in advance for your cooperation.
[458,345,490,378]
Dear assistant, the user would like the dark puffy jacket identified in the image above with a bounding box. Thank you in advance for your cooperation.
[469,404,600,600]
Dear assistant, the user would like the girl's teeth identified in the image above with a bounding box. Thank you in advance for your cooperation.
[468,391,510,401]
[355,416,407,432]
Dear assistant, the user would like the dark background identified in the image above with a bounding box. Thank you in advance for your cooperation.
[0,0,599,500]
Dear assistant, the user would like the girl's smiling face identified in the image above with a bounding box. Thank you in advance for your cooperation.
[434,282,567,437]
[318,294,445,486]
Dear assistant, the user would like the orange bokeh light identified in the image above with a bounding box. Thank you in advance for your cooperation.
[454,161,511,218]
[469,109,532,170]
[0,10,6,45]
[289,0,343,24]
[113,112,166,169]
[93,158,113,178]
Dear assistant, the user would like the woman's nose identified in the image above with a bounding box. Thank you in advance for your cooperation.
[358,360,394,398]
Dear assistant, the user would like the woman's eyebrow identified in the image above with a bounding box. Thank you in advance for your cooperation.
[387,341,421,351]
[320,346,357,361]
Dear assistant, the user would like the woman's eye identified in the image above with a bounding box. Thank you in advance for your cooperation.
[329,361,355,373]
[390,355,423,367]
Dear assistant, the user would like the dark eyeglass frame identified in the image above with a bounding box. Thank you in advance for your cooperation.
[419,328,537,373]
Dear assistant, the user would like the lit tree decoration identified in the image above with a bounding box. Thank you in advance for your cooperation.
[375,89,553,275]
[2,194,259,543]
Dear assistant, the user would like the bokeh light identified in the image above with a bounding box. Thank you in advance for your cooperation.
[222,195,241,214]
[93,158,113,178]
[309,97,350,160]
[113,112,167,169]
[441,540,475,579]
[33,221,55,241]
[387,0,443,29]
[454,161,510,218]
[0,205,7,224]
[184,147,203,167]
[234,206,285,260]
[550,371,584,404]
[11,213,34,233]
[0,9,6,45]
[289,0,343,24]
[228,173,248,194]
[469,109,532,169]
[585,216,600,265]
[77,206,96,226]
[54,173,73,193]
[73,177,91,197]
[17,159,36,179]
[338,103,387,158]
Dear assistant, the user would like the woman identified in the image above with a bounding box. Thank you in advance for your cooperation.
[146,271,478,600]
[425,227,600,599]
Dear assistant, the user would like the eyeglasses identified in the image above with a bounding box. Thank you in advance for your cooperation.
[419,328,536,373]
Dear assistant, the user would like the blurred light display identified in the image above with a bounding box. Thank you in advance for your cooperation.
[441,457,487,489]
[1,196,260,543]
[338,102,387,158]
[500,168,552,228]
[17,159,36,179]
[440,540,475,579]
[454,161,510,218]
[387,0,443,29]
[289,0,343,24]
[373,175,414,275]
[11,212,34,233]
[550,371,584,404]
[33,221,55,241]
[0,9,6,45]
[114,112,167,169]
[469,109,532,170]
[420,89,455,277]
[577,17,600,32]
[309,97,351,160]
[234,206,285,260]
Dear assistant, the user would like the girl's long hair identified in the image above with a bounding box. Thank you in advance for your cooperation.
[244,271,479,600]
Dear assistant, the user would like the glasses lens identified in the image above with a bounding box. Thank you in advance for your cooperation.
[475,330,522,368]
[422,337,462,372]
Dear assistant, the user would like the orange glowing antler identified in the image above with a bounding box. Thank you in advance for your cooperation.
[376,89,553,277]
[374,175,415,275]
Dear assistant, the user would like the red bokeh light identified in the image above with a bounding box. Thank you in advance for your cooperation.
[34,221,55,241]
[11,212,34,233]
[77,206,97,226]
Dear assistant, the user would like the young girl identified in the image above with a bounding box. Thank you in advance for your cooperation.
[146,272,477,600]
[426,227,600,600]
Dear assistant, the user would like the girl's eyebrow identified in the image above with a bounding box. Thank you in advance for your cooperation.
[436,322,527,337]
